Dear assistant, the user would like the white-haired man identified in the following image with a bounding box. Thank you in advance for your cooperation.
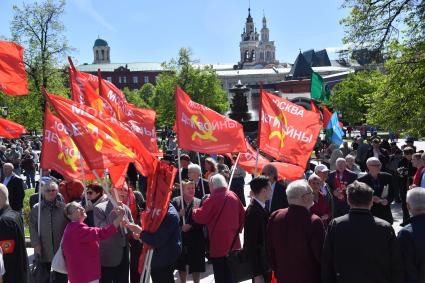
[267,180,325,283]
[327,158,357,217]
[29,179,68,283]
[192,174,245,283]
[358,157,395,224]
[398,187,425,283]
[1,163,25,213]
[188,163,209,199]
[0,184,28,283]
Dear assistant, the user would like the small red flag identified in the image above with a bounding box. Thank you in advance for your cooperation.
[259,90,322,168]
[322,105,333,129]
[175,86,247,154]
[0,41,28,96]
[0,118,27,139]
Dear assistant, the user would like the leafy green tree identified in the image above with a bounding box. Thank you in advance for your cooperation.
[331,70,383,125]
[367,42,425,137]
[0,0,71,130]
[155,48,229,126]
[341,0,425,137]
[139,83,157,107]
[122,87,149,109]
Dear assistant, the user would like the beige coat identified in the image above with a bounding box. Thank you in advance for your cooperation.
[29,200,68,262]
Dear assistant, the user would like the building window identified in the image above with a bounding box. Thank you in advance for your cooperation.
[133,76,138,84]
[119,76,127,83]
[106,77,112,82]
[144,76,149,83]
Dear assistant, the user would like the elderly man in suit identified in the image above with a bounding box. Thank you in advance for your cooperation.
[267,179,325,283]
[398,187,425,283]
[322,181,403,283]
[261,164,288,213]
[358,157,395,224]
[94,187,134,283]
[244,176,272,283]
[327,158,357,217]
[1,163,25,214]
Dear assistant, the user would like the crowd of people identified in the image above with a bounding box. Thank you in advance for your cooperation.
[0,133,424,283]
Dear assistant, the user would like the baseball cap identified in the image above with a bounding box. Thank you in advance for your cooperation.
[315,164,329,173]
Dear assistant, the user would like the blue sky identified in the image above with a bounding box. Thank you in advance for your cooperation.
[0,0,349,65]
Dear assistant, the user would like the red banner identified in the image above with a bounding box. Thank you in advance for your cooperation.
[259,90,322,168]
[0,41,28,96]
[235,141,305,180]
[322,105,332,128]
[124,106,159,154]
[0,118,27,139]
[175,86,247,154]
[138,160,177,272]
[40,108,98,181]
[98,72,130,120]
[44,90,156,176]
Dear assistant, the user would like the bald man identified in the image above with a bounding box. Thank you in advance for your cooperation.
[1,164,25,213]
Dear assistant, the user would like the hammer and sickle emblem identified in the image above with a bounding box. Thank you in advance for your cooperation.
[191,114,218,142]
[269,112,288,148]
[57,138,79,171]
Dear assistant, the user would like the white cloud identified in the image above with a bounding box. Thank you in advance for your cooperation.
[73,0,117,32]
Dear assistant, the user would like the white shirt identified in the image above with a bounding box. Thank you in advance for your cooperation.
[0,249,5,276]
[253,197,266,209]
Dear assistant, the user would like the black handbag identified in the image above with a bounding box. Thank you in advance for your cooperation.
[226,224,253,282]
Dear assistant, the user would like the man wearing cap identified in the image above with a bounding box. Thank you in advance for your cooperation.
[401,136,416,152]
[327,158,357,217]
[358,157,395,224]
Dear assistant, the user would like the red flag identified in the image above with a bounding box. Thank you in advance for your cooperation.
[44,90,156,176]
[138,161,177,272]
[124,106,159,154]
[0,41,28,96]
[109,163,129,189]
[175,86,247,154]
[310,100,320,114]
[68,58,114,116]
[40,108,98,181]
[98,71,130,120]
[0,118,27,139]
[236,141,305,180]
[259,90,322,168]
[322,105,333,129]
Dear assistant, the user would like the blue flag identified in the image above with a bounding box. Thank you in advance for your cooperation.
[327,112,344,146]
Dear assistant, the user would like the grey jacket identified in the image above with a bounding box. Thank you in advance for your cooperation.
[94,200,133,267]
[29,199,68,262]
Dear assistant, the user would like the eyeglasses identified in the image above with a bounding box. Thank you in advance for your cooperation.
[45,189,57,193]
[369,164,381,167]
[86,191,94,195]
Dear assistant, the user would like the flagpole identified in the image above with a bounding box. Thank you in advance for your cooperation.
[37,166,42,237]
[254,148,260,177]
[196,152,205,196]
[177,148,186,225]
[80,156,88,205]
[228,152,241,190]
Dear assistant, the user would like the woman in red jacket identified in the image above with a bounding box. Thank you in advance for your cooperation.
[192,174,245,283]
[62,201,125,283]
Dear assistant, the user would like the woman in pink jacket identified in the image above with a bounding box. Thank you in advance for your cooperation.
[62,201,125,283]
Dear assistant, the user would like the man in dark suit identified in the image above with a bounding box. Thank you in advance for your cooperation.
[322,181,403,283]
[244,176,272,283]
[358,157,395,224]
[1,163,25,213]
[327,158,357,217]
[267,179,325,283]
[398,187,425,283]
[261,164,288,213]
